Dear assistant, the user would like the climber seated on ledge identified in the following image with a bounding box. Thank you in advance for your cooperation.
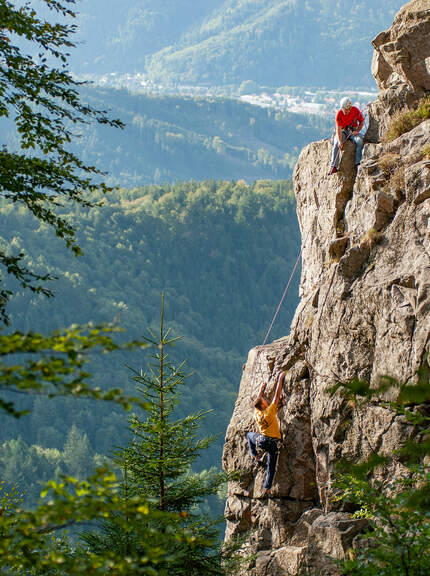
[246,371,285,496]
[328,97,364,175]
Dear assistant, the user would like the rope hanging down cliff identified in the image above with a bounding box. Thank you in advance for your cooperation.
[250,101,371,399]
[262,240,305,346]
[248,235,306,400]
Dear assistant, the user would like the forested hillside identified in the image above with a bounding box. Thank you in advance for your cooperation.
[1,180,301,502]
[66,0,404,88]
[146,0,405,88]
[71,0,221,71]
[77,88,330,186]
[2,86,330,187]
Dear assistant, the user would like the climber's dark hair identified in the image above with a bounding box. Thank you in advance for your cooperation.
[253,396,266,410]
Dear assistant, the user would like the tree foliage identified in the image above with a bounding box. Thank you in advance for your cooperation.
[1,178,301,476]
[0,431,103,505]
[0,467,188,575]
[82,297,241,575]
[331,360,430,575]
[0,3,223,573]
[0,0,122,323]
[0,305,238,575]
[0,322,147,418]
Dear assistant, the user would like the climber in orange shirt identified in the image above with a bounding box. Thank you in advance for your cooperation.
[246,371,285,495]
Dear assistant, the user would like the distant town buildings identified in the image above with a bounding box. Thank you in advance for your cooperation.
[78,71,377,117]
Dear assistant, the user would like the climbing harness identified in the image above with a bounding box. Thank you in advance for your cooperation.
[331,129,353,169]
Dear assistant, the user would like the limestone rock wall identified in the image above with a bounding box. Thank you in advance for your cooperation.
[368,0,430,141]
[223,2,430,574]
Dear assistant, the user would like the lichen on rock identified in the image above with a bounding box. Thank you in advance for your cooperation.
[223,2,430,574]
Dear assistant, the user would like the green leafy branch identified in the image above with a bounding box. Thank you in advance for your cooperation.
[0,467,194,575]
[0,0,124,322]
[0,323,150,417]
[328,358,430,575]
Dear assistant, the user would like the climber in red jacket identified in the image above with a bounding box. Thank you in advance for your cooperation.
[328,97,364,175]
[246,371,285,496]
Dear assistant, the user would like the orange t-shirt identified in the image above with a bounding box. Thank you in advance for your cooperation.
[255,403,281,439]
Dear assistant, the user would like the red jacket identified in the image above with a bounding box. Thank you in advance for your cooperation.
[336,106,364,129]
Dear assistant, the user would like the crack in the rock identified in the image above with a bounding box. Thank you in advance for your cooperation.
[407,313,418,370]
[231,494,317,504]
[253,496,318,504]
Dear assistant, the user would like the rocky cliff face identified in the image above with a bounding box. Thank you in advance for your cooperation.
[222,2,430,574]
[368,0,430,141]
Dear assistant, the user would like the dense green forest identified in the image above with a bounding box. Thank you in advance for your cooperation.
[146,0,405,88]
[65,0,404,88]
[0,180,301,504]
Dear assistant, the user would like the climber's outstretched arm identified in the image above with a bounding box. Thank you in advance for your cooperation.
[256,380,267,399]
[271,372,286,408]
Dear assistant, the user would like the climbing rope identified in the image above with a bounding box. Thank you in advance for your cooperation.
[249,241,304,400]
[251,102,372,397]
[262,238,305,346]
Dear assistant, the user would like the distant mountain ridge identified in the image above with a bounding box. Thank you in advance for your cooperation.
[71,0,222,71]
[1,84,330,187]
[68,0,405,88]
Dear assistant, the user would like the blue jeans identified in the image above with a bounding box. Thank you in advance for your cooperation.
[330,129,364,169]
[246,431,279,490]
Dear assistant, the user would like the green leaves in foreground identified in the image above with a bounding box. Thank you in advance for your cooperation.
[329,357,430,576]
[0,468,193,575]
[0,299,246,575]
[0,323,149,417]
[81,295,242,575]
[335,468,430,576]
[0,0,123,322]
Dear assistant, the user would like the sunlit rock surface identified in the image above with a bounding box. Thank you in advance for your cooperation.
[223,1,430,574]
[368,0,430,141]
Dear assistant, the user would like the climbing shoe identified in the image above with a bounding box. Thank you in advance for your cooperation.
[327,166,338,175]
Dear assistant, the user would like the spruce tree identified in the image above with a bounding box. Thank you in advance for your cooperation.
[83,295,239,575]
[62,425,92,479]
